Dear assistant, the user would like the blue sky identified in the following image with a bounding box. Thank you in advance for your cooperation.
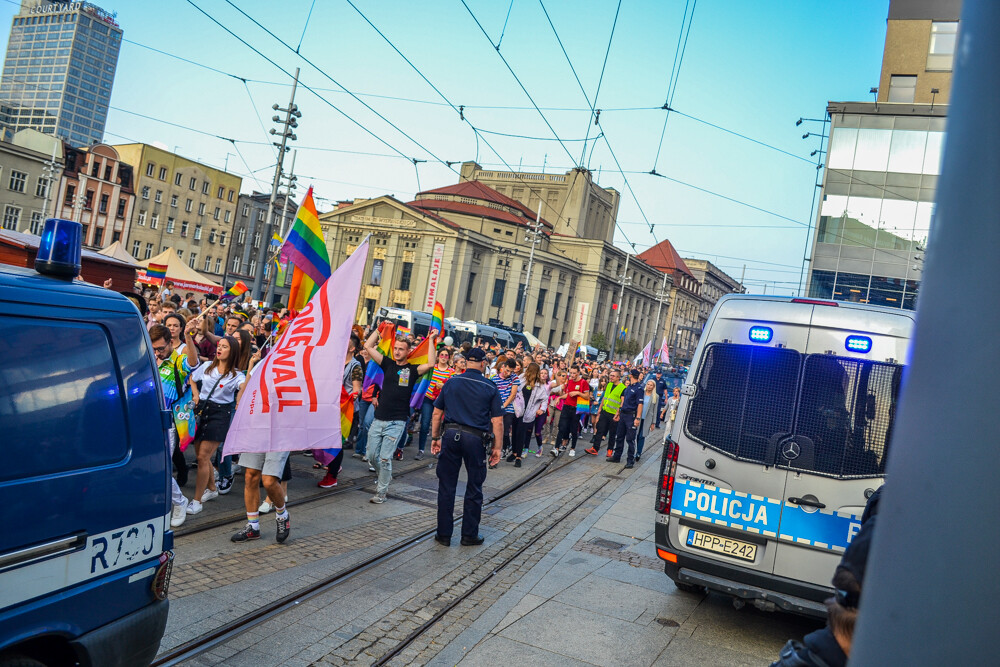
[1,0,890,293]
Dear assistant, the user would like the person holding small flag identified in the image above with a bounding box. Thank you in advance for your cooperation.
[363,326,437,504]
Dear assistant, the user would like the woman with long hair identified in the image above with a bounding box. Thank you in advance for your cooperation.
[531,368,551,457]
[636,379,658,462]
[183,323,245,515]
[163,313,187,357]
[511,362,549,467]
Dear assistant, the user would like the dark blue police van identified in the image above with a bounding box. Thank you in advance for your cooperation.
[0,220,173,666]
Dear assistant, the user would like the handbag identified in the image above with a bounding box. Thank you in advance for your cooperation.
[193,366,223,425]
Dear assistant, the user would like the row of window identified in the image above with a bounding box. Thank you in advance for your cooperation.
[138,187,234,221]
[4,169,51,198]
[132,210,227,244]
[62,184,127,217]
[142,163,235,202]
[1,205,44,233]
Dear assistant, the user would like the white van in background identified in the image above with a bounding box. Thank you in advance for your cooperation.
[654,295,913,617]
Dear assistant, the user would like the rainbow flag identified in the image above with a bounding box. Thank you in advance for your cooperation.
[575,395,590,414]
[430,301,445,334]
[406,336,434,409]
[222,280,249,300]
[362,320,396,393]
[281,187,331,314]
[407,335,432,367]
[146,262,168,282]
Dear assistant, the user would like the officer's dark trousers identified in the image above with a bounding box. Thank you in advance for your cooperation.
[436,428,488,540]
[591,411,616,450]
[556,407,580,449]
[612,410,637,463]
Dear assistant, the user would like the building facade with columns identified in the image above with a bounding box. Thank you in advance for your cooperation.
[683,258,744,339]
[319,167,670,352]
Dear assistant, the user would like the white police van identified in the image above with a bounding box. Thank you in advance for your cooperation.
[654,294,912,616]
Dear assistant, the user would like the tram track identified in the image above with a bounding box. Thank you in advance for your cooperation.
[174,459,436,538]
[152,447,597,666]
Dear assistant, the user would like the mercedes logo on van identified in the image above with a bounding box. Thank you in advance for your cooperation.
[782,441,801,461]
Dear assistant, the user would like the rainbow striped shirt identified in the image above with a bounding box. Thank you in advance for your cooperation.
[425,366,456,400]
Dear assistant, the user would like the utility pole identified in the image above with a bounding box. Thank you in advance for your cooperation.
[516,202,543,332]
[608,253,631,360]
[796,116,829,296]
[265,149,298,305]
[41,142,60,222]
[251,67,300,301]
[652,271,670,353]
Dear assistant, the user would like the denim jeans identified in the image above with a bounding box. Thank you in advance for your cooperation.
[355,401,374,457]
[367,419,406,495]
[417,400,435,452]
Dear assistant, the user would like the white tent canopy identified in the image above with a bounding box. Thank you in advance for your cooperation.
[139,248,223,295]
[97,240,138,266]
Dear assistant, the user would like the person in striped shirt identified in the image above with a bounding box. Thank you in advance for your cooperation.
[492,358,520,464]
[417,348,455,460]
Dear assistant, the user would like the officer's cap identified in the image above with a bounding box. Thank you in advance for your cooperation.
[466,348,487,362]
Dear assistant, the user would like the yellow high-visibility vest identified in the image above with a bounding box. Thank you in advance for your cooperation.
[601,382,626,414]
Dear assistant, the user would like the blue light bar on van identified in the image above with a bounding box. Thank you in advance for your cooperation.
[845,335,873,353]
[748,326,773,343]
[34,218,82,279]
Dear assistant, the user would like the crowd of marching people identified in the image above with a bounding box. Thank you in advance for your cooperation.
[139,280,687,544]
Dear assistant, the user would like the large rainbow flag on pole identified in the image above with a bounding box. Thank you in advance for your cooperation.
[430,302,445,333]
[280,186,331,314]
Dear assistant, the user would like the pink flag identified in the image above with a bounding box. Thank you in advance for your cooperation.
[641,340,653,367]
[223,239,369,455]
[659,336,670,366]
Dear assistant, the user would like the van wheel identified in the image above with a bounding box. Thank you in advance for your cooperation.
[0,656,47,667]
[674,581,705,595]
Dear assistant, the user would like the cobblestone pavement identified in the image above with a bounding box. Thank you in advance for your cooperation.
[169,431,822,666]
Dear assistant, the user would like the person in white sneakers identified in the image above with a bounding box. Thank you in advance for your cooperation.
[182,321,246,515]
[149,324,192,527]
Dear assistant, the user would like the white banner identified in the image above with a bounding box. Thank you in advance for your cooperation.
[573,301,590,340]
[224,239,368,455]
[424,242,445,310]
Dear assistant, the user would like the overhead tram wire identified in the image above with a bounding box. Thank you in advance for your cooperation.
[183,0,442,173]
[652,0,698,172]
[459,0,581,169]
[241,79,279,162]
[216,0,459,179]
[341,0,586,233]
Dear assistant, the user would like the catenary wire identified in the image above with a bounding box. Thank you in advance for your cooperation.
[217,0,459,175]
[459,0,581,169]
[652,0,698,171]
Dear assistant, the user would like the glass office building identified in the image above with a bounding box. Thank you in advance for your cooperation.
[807,102,946,310]
[0,1,121,147]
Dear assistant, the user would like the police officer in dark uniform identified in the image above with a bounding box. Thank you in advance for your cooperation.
[430,347,504,546]
[611,368,644,468]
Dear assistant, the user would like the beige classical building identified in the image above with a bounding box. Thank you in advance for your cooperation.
[112,144,242,282]
[684,258,744,337]
[319,163,670,353]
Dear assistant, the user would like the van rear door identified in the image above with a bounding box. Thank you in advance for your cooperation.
[772,307,912,586]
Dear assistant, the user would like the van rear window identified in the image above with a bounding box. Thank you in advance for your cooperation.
[686,344,801,463]
[787,356,902,478]
[0,317,129,482]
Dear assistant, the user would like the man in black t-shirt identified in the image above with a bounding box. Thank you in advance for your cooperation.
[363,326,436,503]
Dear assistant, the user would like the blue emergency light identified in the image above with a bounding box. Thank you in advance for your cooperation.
[845,335,873,353]
[748,326,773,343]
[34,218,82,280]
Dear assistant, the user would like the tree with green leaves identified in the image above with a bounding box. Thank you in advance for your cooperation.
[590,331,608,351]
